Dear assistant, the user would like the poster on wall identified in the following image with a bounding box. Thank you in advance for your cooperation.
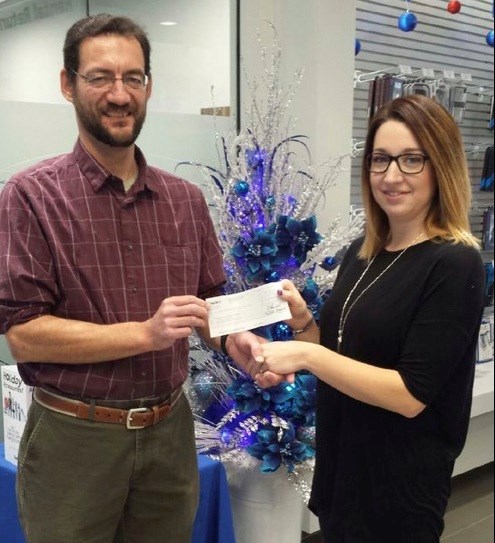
[1,365,34,465]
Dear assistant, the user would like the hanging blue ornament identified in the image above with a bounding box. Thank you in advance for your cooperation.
[355,38,361,56]
[320,246,347,271]
[398,11,418,32]
[302,278,319,304]
[234,180,250,196]
[321,256,337,271]
[486,29,494,47]
[272,322,292,341]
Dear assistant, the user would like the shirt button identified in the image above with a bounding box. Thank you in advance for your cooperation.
[132,287,137,293]
[127,244,133,250]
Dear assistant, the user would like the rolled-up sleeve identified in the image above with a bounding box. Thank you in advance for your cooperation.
[0,181,57,333]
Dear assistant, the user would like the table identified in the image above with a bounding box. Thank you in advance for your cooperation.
[193,455,236,543]
[0,443,235,543]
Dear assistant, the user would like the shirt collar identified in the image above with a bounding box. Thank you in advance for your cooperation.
[73,139,160,194]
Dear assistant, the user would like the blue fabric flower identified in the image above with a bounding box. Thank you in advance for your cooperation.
[232,224,287,282]
[227,378,271,413]
[292,373,317,426]
[276,215,323,265]
[247,421,315,472]
[268,382,297,404]
[270,374,316,426]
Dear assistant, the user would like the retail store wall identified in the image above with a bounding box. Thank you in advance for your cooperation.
[351,0,494,242]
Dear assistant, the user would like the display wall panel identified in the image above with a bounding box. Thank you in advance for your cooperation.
[351,0,494,242]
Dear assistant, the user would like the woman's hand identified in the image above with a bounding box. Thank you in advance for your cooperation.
[259,340,315,375]
[225,332,296,387]
[277,280,319,343]
[277,280,310,330]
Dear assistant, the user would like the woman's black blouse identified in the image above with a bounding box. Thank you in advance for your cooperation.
[309,238,485,542]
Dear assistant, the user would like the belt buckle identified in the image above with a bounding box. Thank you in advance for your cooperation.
[126,407,149,429]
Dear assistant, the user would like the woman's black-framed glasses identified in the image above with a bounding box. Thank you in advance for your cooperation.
[366,153,430,174]
[70,68,148,91]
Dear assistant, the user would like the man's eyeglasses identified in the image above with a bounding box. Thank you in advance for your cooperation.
[366,153,430,174]
[70,69,148,91]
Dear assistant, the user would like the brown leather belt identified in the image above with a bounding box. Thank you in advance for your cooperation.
[34,387,182,430]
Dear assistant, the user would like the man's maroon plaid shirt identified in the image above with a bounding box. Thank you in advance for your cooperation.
[0,140,226,400]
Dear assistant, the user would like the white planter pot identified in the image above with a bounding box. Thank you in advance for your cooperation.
[227,466,304,543]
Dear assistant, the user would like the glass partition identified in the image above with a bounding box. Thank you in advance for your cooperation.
[90,0,232,116]
[0,0,236,187]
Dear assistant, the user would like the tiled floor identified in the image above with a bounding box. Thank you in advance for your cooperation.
[301,462,494,542]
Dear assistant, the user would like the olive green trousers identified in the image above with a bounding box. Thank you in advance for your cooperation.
[16,392,199,543]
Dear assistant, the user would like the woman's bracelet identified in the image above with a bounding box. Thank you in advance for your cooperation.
[292,313,315,336]
[220,334,230,356]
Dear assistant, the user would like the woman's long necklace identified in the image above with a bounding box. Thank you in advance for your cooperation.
[337,233,424,353]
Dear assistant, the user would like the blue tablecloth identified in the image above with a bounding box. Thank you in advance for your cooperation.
[0,443,235,543]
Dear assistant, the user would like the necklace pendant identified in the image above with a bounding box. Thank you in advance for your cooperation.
[337,330,342,351]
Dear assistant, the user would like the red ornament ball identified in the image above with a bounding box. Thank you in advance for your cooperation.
[447,0,461,14]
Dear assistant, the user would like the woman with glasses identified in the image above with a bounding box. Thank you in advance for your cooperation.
[256,95,485,542]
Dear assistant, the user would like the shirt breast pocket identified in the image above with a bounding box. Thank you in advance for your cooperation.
[150,241,201,297]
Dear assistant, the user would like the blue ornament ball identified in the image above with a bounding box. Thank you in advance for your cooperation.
[398,11,418,32]
[234,180,250,197]
[273,322,292,341]
[192,371,215,402]
[265,195,276,209]
[355,38,361,56]
[321,256,337,271]
[487,29,494,47]
[302,279,319,304]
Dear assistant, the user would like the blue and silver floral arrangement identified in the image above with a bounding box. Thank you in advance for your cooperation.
[179,25,364,498]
